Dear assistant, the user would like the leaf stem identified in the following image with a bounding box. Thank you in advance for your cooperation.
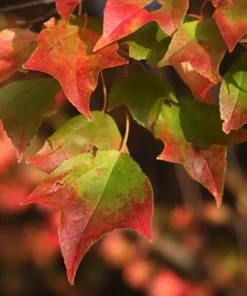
[200,0,210,20]
[120,108,130,153]
[0,0,55,13]
[83,13,88,29]
[187,13,202,21]
[240,42,247,50]
[100,71,107,114]
[78,0,83,16]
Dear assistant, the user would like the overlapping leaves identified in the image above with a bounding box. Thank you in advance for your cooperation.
[23,21,126,118]
[1,0,247,287]
[158,19,227,83]
[28,111,127,173]
[23,150,153,285]
[94,0,189,51]
[109,73,247,206]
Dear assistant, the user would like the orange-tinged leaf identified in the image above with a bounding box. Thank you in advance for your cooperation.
[0,28,37,83]
[28,111,126,173]
[150,0,189,36]
[94,0,151,51]
[158,19,227,83]
[154,97,247,206]
[214,0,247,52]
[173,62,214,103]
[22,150,153,284]
[23,23,126,118]
[56,0,80,22]
[94,0,188,51]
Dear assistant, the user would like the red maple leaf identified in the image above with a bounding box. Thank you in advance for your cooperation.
[214,0,247,52]
[22,151,153,284]
[94,0,189,51]
[23,22,126,118]
[56,0,80,21]
[159,19,227,83]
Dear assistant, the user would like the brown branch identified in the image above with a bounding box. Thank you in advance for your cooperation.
[0,0,55,13]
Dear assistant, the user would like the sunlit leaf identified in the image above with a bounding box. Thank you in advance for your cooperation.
[154,96,247,206]
[158,19,227,83]
[29,111,126,173]
[214,0,247,52]
[94,0,189,51]
[23,22,126,118]
[22,150,153,284]
[56,0,80,21]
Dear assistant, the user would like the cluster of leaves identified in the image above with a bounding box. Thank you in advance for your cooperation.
[1,0,247,284]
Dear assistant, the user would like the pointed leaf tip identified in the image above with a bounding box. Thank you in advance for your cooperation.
[214,0,247,52]
[28,111,126,173]
[154,97,247,204]
[159,19,227,83]
[24,23,126,117]
[23,151,153,284]
[94,0,189,51]
[56,0,80,22]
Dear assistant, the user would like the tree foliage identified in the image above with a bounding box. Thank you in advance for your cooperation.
[1,0,247,284]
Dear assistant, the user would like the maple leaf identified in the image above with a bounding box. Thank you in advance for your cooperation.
[154,96,247,207]
[22,150,153,284]
[220,53,247,133]
[122,22,171,66]
[150,0,189,36]
[23,22,126,118]
[173,62,214,103]
[29,111,127,173]
[0,28,37,83]
[56,0,80,21]
[0,79,60,158]
[214,0,247,52]
[94,0,189,51]
[108,72,175,129]
[158,19,227,83]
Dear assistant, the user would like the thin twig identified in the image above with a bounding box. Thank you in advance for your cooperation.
[83,13,88,29]
[137,61,148,72]
[100,71,107,114]
[187,13,202,21]
[120,108,130,153]
[0,0,55,13]
[240,42,247,49]
[78,0,83,16]
[15,9,56,28]
[157,67,163,79]
[200,0,210,20]
[120,64,130,152]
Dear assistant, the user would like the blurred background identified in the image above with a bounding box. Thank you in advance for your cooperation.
[1,0,247,295]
